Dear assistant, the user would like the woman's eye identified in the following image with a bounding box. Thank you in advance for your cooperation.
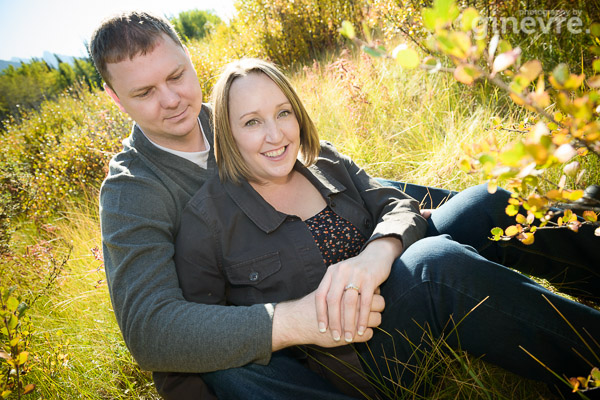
[279,110,291,118]
[245,119,258,127]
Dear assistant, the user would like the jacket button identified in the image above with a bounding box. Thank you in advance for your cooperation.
[249,272,259,282]
[330,200,336,208]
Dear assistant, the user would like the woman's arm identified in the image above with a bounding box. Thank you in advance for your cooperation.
[314,142,427,342]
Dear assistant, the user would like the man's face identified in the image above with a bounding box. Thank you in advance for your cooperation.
[105,34,203,151]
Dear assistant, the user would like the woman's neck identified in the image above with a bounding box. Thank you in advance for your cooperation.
[250,170,326,220]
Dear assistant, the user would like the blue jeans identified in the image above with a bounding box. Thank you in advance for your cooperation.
[199,183,600,399]
[389,181,600,301]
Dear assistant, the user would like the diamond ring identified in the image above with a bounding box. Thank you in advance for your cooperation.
[344,283,360,294]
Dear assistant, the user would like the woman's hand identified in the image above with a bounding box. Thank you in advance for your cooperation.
[314,237,403,343]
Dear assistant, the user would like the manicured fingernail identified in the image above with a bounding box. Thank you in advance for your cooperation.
[332,330,341,341]
[357,326,365,336]
[345,332,353,343]
[319,322,326,333]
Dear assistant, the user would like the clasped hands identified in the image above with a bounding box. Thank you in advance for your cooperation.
[314,236,403,345]
[272,237,403,350]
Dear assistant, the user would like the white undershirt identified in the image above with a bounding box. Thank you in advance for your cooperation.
[141,118,211,169]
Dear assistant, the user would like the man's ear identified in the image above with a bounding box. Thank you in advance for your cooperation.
[104,83,127,114]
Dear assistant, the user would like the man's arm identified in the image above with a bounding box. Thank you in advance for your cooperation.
[101,172,274,372]
[272,290,385,351]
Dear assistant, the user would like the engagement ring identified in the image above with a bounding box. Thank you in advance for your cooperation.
[344,283,360,294]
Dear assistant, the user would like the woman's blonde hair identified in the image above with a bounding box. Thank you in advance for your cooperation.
[211,58,320,183]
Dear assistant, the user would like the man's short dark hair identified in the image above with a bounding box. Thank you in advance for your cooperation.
[89,11,184,89]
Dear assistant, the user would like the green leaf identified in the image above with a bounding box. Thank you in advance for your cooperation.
[593,59,600,72]
[499,141,526,166]
[7,315,17,330]
[505,204,519,217]
[461,7,479,32]
[6,296,18,313]
[552,63,570,85]
[17,302,28,318]
[339,21,355,39]
[422,8,438,31]
[362,45,383,58]
[591,23,600,37]
[490,227,504,236]
[497,39,512,54]
[392,45,420,69]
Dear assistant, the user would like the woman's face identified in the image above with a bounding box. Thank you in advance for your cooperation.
[228,72,300,185]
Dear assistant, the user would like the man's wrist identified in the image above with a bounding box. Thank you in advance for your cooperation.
[272,300,303,351]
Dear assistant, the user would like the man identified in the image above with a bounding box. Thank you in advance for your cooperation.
[93,11,599,400]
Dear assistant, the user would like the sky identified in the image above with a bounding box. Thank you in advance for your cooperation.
[0,0,236,61]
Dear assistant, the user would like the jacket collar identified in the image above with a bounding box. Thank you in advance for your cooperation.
[126,104,216,170]
[222,160,347,233]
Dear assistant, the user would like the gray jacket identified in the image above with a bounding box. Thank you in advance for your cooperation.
[100,105,273,399]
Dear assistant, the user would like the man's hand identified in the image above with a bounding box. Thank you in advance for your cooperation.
[271,290,385,351]
[421,209,432,219]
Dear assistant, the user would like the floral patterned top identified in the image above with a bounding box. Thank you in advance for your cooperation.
[304,206,367,266]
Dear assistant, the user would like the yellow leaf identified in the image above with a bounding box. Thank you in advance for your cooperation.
[505,225,521,236]
[339,21,356,39]
[519,232,535,245]
[566,190,584,202]
[487,181,497,194]
[519,60,542,82]
[583,211,598,222]
[454,64,479,84]
[546,189,562,201]
[570,377,581,392]
[515,214,527,224]
[23,384,35,395]
[17,351,28,366]
[459,158,471,172]
[510,92,525,106]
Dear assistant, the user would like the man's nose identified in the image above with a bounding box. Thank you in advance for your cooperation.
[159,87,180,109]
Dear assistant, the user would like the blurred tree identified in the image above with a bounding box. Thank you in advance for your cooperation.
[170,9,223,41]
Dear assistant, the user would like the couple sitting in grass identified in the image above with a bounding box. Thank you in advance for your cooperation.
[93,12,600,400]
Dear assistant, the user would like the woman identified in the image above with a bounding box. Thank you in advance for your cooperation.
[175,58,600,399]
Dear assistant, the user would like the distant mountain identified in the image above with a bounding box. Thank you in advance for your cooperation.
[1,52,78,73]
[0,59,21,72]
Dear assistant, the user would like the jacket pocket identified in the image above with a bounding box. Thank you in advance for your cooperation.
[224,252,282,306]
[224,252,281,286]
